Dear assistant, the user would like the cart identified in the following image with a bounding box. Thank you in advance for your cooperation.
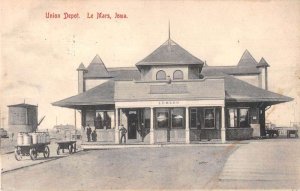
[14,142,50,161]
[56,141,76,155]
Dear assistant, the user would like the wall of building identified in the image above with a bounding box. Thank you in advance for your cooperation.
[8,106,38,134]
[9,107,27,125]
[140,65,189,81]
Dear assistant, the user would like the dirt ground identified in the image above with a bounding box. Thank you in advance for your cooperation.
[1,145,237,191]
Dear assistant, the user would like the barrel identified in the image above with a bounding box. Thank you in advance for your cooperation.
[23,133,32,145]
[17,133,23,145]
[31,133,38,144]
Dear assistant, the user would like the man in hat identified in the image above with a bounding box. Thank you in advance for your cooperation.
[86,124,92,142]
[119,124,127,144]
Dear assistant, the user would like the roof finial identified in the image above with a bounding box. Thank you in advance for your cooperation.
[168,20,171,40]
[168,20,171,50]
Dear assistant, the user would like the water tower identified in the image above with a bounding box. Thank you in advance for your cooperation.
[8,103,38,135]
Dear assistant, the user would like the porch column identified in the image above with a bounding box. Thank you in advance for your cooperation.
[150,107,154,144]
[221,106,226,143]
[115,108,119,144]
[185,107,190,144]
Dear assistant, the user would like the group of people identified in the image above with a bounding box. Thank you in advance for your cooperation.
[84,124,127,143]
[86,125,97,142]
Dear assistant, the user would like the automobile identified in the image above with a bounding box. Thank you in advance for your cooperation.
[0,128,9,138]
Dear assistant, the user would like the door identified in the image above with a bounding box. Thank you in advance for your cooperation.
[128,110,137,139]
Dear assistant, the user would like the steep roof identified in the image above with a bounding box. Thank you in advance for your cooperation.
[84,55,112,78]
[52,80,115,108]
[136,39,204,67]
[77,63,87,71]
[237,50,258,67]
[257,57,270,67]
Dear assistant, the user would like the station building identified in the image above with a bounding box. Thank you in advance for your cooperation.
[53,36,292,144]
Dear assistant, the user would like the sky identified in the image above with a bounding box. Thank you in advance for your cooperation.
[1,0,299,130]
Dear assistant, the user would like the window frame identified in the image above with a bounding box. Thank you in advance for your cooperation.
[171,108,185,129]
[156,70,167,80]
[227,107,250,128]
[173,70,184,80]
[95,110,114,130]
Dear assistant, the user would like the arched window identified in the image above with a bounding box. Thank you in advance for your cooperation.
[173,70,183,80]
[156,70,166,80]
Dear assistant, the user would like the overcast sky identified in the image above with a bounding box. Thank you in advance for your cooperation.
[1,0,299,129]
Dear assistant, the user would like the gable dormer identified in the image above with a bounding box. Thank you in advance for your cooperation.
[136,38,204,81]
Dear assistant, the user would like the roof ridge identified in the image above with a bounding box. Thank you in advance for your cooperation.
[136,38,203,67]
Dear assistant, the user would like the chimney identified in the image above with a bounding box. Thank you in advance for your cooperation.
[257,57,270,90]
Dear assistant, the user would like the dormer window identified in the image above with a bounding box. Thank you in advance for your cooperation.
[156,70,166,80]
[173,70,183,80]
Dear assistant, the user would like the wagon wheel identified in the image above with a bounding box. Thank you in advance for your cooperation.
[43,146,50,158]
[57,145,60,155]
[14,147,22,161]
[30,148,38,160]
[69,144,73,154]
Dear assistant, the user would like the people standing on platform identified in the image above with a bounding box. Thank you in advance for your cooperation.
[92,130,97,142]
[86,125,92,142]
[119,124,127,144]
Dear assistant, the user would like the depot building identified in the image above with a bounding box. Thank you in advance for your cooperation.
[53,35,292,144]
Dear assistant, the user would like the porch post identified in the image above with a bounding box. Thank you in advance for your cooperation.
[115,108,119,144]
[185,107,190,144]
[150,107,154,144]
[221,106,226,143]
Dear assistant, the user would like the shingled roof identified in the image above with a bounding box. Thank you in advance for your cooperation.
[107,67,141,80]
[225,75,292,104]
[52,80,115,108]
[84,55,112,78]
[201,69,293,104]
[257,57,270,67]
[202,65,260,75]
[136,39,204,68]
[237,50,258,67]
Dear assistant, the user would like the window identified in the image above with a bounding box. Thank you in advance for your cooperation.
[156,70,166,80]
[239,109,249,128]
[227,108,250,128]
[204,108,215,128]
[228,108,238,127]
[156,108,169,128]
[95,110,114,129]
[173,70,183,80]
[171,108,184,129]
